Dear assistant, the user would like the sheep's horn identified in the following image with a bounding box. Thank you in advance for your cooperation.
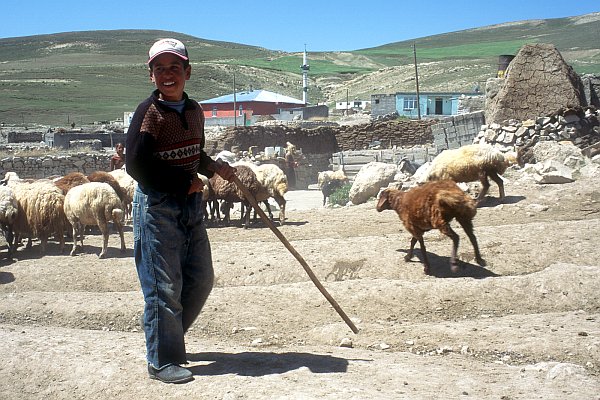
[231,174,359,334]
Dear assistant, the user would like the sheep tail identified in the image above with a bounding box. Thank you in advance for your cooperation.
[112,208,125,223]
[437,190,477,220]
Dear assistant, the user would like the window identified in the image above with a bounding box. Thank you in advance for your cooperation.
[403,97,417,110]
[211,107,217,117]
[238,105,243,116]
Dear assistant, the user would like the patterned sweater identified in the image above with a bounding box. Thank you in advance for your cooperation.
[126,90,215,195]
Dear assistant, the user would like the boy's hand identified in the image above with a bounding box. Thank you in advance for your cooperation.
[188,174,205,195]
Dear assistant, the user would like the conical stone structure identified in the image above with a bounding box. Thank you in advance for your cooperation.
[486,43,586,124]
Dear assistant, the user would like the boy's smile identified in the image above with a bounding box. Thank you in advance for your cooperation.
[149,53,191,102]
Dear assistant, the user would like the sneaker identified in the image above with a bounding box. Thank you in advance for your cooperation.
[148,364,193,384]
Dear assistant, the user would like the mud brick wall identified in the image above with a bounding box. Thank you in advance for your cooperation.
[212,119,435,154]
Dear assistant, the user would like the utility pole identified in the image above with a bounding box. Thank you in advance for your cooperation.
[413,43,421,120]
[233,71,237,128]
[346,88,349,115]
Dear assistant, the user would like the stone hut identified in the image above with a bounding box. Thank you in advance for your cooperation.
[486,43,587,124]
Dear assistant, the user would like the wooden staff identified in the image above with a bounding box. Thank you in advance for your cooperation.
[231,175,359,334]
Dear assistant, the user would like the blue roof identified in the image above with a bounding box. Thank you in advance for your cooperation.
[200,89,304,105]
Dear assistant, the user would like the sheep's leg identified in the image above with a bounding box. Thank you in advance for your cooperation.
[457,218,485,266]
[70,224,79,256]
[274,194,286,225]
[242,201,251,229]
[488,171,505,199]
[477,173,491,201]
[116,222,126,252]
[39,236,47,255]
[262,201,274,221]
[407,236,434,275]
[112,209,126,252]
[418,238,431,275]
[405,237,418,261]
[440,225,461,273]
[97,219,109,259]
[212,200,217,221]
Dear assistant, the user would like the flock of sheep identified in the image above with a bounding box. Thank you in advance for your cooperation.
[0,158,292,259]
[0,142,517,270]
[0,169,134,259]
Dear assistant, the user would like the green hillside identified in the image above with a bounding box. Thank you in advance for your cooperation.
[0,13,598,126]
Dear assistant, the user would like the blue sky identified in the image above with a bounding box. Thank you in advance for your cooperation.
[1,1,598,52]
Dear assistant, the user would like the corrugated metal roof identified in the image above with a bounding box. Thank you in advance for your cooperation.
[200,89,304,105]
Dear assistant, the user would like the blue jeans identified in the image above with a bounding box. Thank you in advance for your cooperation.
[133,185,214,369]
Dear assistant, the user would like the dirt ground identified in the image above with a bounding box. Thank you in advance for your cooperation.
[0,166,599,400]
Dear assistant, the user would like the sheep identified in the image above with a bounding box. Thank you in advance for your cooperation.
[426,143,517,201]
[63,182,126,258]
[234,161,288,225]
[108,168,137,221]
[10,179,68,254]
[318,169,348,206]
[0,185,18,257]
[208,164,262,228]
[87,171,129,206]
[53,172,90,195]
[376,180,485,275]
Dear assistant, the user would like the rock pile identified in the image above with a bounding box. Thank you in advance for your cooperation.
[475,106,600,152]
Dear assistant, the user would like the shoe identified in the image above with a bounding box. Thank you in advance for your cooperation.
[148,364,193,384]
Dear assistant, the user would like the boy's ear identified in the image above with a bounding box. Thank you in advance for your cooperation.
[185,64,191,80]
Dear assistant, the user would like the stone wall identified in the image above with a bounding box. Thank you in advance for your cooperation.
[212,119,435,155]
[474,106,600,152]
[431,111,485,150]
[0,153,112,179]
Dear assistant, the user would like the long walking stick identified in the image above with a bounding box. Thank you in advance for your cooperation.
[231,175,359,334]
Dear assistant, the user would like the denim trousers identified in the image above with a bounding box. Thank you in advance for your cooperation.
[133,185,214,369]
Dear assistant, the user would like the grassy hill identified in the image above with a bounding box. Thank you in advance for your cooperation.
[0,13,599,126]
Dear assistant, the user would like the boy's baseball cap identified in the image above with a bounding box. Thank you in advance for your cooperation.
[148,38,189,64]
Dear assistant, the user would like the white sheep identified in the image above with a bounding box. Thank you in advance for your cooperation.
[317,169,348,206]
[426,143,517,201]
[63,182,126,258]
[0,185,19,257]
[108,168,137,222]
[10,179,67,254]
[234,161,288,224]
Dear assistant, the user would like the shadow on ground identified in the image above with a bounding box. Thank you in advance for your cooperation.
[187,351,352,377]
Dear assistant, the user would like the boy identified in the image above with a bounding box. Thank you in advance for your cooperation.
[126,38,235,384]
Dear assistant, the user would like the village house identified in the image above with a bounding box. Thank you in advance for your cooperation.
[199,89,309,126]
[371,91,483,119]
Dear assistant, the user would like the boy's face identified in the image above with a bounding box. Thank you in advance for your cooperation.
[149,53,191,102]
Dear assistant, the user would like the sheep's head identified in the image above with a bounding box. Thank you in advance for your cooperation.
[377,188,405,213]
[376,189,392,212]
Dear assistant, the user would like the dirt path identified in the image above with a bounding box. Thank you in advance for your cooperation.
[1,168,599,399]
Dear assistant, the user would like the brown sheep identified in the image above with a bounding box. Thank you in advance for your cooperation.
[53,172,90,195]
[376,180,485,275]
[208,165,262,228]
